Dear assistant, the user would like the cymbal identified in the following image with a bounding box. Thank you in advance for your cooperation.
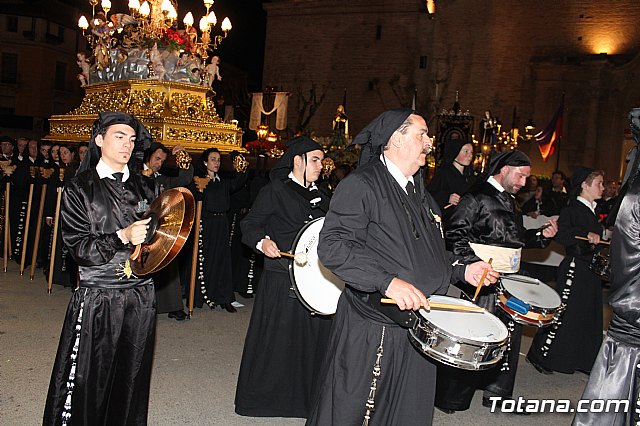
[130,187,195,276]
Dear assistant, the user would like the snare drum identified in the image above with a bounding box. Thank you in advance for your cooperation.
[289,217,345,315]
[408,295,508,371]
[497,275,563,327]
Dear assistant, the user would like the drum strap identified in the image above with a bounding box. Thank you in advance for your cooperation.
[284,179,330,213]
[352,289,418,328]
[363,326,385,426]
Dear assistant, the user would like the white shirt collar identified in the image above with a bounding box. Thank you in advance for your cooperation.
[487,175,506,193]
[288,171,317,190]
[380,154,413,194]
[96,159,130,182]
[577,196,597,214]
[143,163,160,177]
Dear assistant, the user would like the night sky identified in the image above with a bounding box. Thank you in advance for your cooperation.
[175,0,266,89]
[76,0,268,90]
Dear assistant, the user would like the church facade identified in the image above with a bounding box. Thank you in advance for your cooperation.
[262,0,640,178]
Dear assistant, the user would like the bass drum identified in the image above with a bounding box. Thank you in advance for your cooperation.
[288,217,345,315]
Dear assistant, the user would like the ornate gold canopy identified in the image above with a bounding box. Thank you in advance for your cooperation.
[45,80,244,153]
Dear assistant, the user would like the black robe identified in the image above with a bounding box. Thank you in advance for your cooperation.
[148,165,193,314]
[436,180,550,411]
[43,166,78,288]
[427,138,475,220]
[190,172,246,308]
[43,169,156,426]
[307,159,466,426]
[11,159,45,268]
[235,177,333,418]
[573,179,640,425]
[226,171,254,295]
[528,198,603,373]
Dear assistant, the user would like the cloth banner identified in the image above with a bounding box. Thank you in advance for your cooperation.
[249,93,289,131]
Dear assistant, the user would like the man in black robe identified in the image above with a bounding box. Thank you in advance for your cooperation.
[572,108,640,426]
[307,109,497,426]
[235,136,333,418]
[142,141,194,321]
[435,150,558,414]
[43,112,156,425]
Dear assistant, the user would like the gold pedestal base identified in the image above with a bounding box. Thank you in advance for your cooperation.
[45,80,244,153]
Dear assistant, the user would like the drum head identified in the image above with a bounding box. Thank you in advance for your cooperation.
[418,295,508,343]
[289,217,345,315]
[501,275,561,309]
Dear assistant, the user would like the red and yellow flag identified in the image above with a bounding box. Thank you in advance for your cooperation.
[535,97,564,162]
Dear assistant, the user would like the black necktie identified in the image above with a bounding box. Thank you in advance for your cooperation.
[113,172,124,183]
[406,181,420,206]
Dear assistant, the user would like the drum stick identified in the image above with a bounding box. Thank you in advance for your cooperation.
[188,199,203,319]
[279,251,295,259]
[29,184,47,280]
[472,258,493,302]
[20,183,34,276]
[575,236,610,245]
[380,298,484,313]
[47,187,63,294]
[3,182,9,272]
[444,203,453,209]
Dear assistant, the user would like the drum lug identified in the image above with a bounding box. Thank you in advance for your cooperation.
[473,344,488,362]
[427,334,438,348]
[445,343,463,358]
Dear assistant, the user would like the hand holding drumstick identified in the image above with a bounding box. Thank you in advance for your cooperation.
[576,233,608,245]
[467,258,498,302]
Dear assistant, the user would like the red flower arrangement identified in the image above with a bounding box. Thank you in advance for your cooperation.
[160,28,192,52]
[245,139,286,154]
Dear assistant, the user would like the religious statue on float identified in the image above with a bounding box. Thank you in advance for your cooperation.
[332,104,349,139]
[480,109,499,146]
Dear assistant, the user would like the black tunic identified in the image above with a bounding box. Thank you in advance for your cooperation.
[192,172,246,308]
[428,136,476,212]
[307,159,466,426]
[573,179,640,425]
[44,166,78,288]
[11,159,45,268]
[43,169,157,426]
[235,177,332,418]
[436,179,550,411]
[528,198,603,373]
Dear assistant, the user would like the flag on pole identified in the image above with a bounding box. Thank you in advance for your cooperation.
[535,97,564,162]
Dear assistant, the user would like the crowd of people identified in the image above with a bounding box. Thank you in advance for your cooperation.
[2,105,637,425]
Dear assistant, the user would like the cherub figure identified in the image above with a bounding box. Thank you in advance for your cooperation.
[76,52,91,86]
[148,42,166,80]
[77,73,87,87]
[204,56,222,86]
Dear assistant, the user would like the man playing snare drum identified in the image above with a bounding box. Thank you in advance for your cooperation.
[307,109,497,425]
[436,150,558,414]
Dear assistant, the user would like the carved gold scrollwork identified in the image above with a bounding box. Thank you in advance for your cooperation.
[128,89,166,117]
